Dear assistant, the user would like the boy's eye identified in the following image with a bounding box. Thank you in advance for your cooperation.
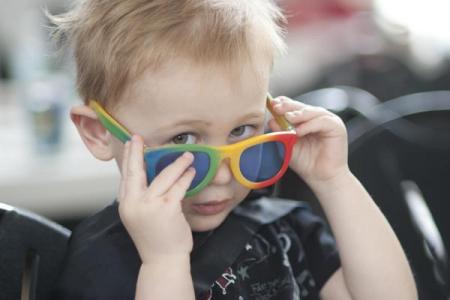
[171,133,197,144]
[230,125,256,140]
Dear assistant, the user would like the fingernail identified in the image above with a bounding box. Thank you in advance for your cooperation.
[274,103,282,110]
[132,135,140,142]
[183,152,193,160]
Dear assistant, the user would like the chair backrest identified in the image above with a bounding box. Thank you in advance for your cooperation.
[0,203,71,300]
[346,91,450,299]
[294,85,380,121]
[276,90,450,299]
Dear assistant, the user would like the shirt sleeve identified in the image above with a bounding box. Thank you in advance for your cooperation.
[285,203,341,291]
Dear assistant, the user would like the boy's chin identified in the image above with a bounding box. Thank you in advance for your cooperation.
[187,213,229,232]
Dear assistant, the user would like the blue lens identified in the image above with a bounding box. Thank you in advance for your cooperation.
[240,141,285,182]
[144,150,210,190]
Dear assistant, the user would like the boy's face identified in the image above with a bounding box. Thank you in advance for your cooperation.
[111,56,271,232]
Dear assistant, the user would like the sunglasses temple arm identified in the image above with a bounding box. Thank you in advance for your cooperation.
[266,94,295,131]
[89,101,132,144]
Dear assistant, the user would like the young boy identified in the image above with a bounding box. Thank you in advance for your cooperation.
[51,0,417,299]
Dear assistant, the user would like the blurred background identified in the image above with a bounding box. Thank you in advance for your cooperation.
[0,0,449,299]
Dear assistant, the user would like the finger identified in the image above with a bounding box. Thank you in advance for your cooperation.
[165,167,196,203]
[119,141,131,201]
[124,135,147,200]
[145,152,195,197]
[295,115,342,137]
[284,106,332,125]
[271,96,308,115]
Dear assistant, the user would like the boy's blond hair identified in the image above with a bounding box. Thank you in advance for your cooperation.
[51,0,287,109]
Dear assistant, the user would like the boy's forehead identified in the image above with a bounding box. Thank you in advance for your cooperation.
[118,57,270,121]
[125,89,267,127]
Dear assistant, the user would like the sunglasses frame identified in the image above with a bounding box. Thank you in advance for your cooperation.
[144,131,296,196]
[89,95,297,196]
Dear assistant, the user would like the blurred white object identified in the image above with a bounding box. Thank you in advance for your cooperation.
[375,0,450,46]
[374,0,450,75]
[10,9,48,82]
[24,78,64,154]
[0,90,119,219]
[401,180,449,289]
[0,0,69,61]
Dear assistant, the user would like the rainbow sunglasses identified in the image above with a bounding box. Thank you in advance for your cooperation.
[89,95,297,197]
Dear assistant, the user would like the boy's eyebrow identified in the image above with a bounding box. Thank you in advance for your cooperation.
[170,119,212,127]
[235,111,266,123]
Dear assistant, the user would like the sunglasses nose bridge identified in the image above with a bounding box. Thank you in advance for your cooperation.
[218,146,243,166]
[216,151,232,169]
[216,147,242,178]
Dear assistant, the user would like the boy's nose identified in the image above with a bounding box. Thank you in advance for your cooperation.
[210,159,233,185]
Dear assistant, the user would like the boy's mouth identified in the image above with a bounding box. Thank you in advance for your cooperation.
[191,199,230,216]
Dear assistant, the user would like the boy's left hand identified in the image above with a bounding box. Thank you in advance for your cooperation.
[269,96,349,185]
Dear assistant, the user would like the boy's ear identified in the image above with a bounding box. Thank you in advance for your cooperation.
[70,105,115,161]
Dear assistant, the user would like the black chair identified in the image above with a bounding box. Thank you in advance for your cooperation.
[294,85,380,121]
[401,180,449,298]
[277,90,450,299]
[0,203,71,300]
[346,91,450,300]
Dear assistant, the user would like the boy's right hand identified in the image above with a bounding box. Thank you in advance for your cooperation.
[118,135,196,264]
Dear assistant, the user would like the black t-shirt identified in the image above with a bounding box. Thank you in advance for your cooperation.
[53,197,340,299]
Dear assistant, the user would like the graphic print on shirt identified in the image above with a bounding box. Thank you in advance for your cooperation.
[235,233,273,282]
[204,234,272,299]
[215,267,237,295]
[278,232,292,267]
[238,230,301,299]
[277,232,301,300]
[279,220,318,298]
[204,217,327,299]
[296,270,316,298]
[203,266,238,299]
[243,231,298,299]
[220,230,303,299]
